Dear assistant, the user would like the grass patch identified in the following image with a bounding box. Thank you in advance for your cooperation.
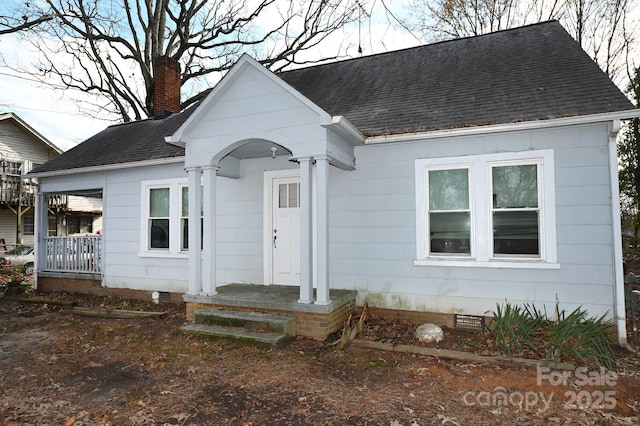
[488,301,616,369]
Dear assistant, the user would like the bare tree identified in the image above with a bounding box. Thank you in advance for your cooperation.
[410,0,529,39]
[617,66,640,244]
[0,0,359,122]
[560,0,633,78]
[0,11,53,36]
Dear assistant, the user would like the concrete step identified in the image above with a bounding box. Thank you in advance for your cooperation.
[180,323,290,346]
[192,308,296,337]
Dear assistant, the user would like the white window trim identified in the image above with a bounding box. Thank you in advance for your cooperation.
[178,182,203,252]
[415,149,559,269]
[140,178,188,258]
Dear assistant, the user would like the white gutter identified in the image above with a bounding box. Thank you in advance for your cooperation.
[28,155,186,179]
[608,120,628,347]
[323,116,366,145]
[366,110,640,144]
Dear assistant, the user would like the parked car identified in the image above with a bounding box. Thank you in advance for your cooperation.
[0,246,35,275]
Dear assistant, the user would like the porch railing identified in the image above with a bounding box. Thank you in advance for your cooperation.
[42,235,102,274]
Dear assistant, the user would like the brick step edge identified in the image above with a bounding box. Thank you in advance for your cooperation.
[181,323,290,346]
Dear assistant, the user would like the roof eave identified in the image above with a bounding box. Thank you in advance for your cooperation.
[365,110,640,144]
[29,155,186,179]
[323,116,366,145]
[0,112,64,154]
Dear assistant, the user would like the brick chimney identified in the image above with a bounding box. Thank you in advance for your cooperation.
[153,56,181,117]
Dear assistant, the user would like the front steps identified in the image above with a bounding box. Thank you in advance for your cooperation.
[181,308,296,345]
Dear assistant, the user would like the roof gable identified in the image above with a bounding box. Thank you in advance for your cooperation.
[0,112,62,154]
[168,54,332,146]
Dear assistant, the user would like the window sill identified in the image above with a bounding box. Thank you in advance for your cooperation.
[138,251,189,259]
[414,258,561,269]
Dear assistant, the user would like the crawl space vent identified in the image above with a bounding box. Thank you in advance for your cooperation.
[158,291,171,303]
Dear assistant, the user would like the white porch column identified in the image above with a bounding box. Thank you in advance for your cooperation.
[34,192,48,288]
[186,167,202,295]
[201,165,218,295]
[298,157,314,304]
[315,156,331,305]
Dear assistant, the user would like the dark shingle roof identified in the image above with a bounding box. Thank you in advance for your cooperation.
[32,108,195,174]
[32,21,634,174]
[279,20,633,136]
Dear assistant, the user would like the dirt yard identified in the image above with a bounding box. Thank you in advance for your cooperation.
[1,294,639,425]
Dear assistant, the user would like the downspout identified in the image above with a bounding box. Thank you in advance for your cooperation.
[608,119,628,346]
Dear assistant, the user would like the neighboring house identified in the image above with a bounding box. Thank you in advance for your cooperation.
[0,112,63,249]
[30,22,640,343]
[61,195,103,235]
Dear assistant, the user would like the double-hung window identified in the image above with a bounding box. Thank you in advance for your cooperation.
[180,185,203,251]
[149,187,171,249]
[415,149,557,268]
[142,179,204,256]
[491,162,540,257]
[428,168,471,255]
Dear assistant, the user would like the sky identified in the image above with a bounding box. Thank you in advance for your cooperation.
[0,1,418,152]
[0,0,637,152]
[0,35,116,151]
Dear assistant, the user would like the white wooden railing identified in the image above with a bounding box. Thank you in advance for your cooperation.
[42,235,102,274]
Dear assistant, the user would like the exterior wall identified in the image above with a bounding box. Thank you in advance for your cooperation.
[216,156,297,283]
[39,162,190,293]
[36,121,617,321]
[182,62,333,170]
[0,120,59,167]
[328,122,616,319]
[0,119,59,249]
[103,163,188,292]
[67,195,103,213]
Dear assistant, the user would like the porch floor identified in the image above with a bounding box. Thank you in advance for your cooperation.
[183,284,357,314]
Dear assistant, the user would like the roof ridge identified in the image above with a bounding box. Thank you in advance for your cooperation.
[279,20,561,75]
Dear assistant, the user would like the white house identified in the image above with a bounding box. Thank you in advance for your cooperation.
[29,22,640,342]
[0,112,63,248]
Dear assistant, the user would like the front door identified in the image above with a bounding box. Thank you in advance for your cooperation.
[270,176,300,285]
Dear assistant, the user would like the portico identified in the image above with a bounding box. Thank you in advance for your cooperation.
[165,54,364,310]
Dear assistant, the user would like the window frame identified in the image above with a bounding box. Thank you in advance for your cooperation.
[140,178,188,257]
[4,161,22,181]
[415,149,558,269]
[425,164,474,258]
[179,183,203,251]
[23,214,35,236]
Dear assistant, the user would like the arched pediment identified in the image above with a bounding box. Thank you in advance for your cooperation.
[167,55,363,172]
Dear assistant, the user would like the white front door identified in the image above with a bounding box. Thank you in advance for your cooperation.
[270,176,300,285]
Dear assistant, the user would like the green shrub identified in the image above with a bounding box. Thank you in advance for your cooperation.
[488,301,616,369]
[0,270,30,296]
[545,308,616,369]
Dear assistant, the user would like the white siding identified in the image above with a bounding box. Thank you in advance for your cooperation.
[37,122,618,320]
[0,119,59,248]
[67,195,103,212]
[327,122,615,318]
[0,120,59,168]
[182,64,331,169]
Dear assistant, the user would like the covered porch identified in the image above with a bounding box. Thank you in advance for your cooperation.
[166,55,365,336]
